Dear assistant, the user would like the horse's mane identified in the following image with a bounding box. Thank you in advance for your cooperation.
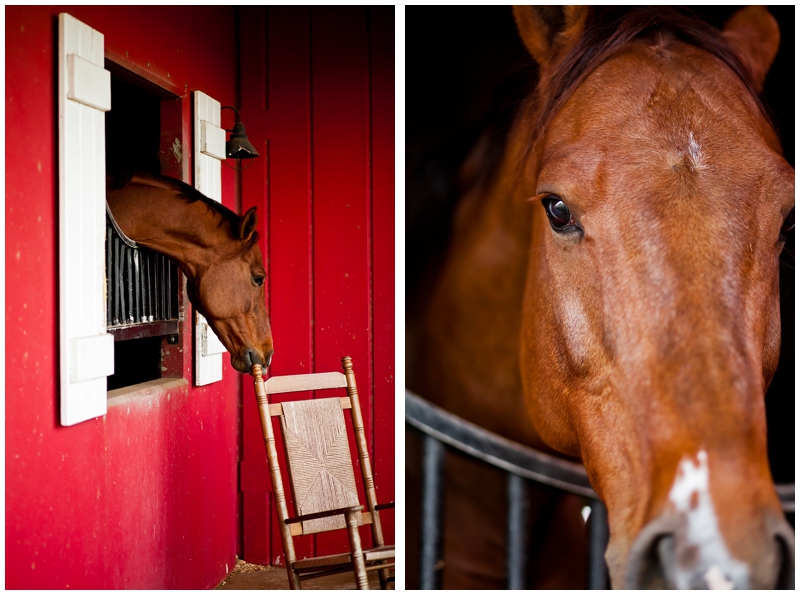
[110,170,260,249]
[531,6,774,145]
[111,169,240,224]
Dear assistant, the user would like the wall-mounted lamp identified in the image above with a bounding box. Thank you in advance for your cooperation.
[221,106,259,170]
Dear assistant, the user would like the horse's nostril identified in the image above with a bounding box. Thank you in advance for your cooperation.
[627,537,666,587]
[265,350,274,367]
[244,349,262,368]
[773,527,795,589]
[625,518,677,589]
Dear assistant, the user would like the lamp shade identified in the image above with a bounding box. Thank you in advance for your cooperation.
[226,121,260,159]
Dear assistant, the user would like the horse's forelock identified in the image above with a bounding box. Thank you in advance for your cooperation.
[530,7,775,152]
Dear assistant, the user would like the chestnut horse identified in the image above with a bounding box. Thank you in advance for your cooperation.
[408,6,793,589]
[106,171,274,374]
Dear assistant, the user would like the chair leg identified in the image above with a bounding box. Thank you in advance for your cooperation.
[345,511,369,590]
[378,567,389,589]
[287,563,302,590]
[252,365,303,590]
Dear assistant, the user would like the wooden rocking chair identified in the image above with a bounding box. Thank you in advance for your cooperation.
[250,357,395,590]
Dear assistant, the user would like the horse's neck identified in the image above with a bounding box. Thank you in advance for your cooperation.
[106,185,233,278]
[409,128,551,450]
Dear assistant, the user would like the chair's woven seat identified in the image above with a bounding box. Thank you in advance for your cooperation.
[282,398,362,534]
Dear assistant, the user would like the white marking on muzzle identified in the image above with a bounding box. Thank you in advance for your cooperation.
[668,450,748,589]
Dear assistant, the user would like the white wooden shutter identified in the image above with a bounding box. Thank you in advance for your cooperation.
[58,13,114,425]
[193,91,227,385]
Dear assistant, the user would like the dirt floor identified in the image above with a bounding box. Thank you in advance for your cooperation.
[215,558,391,590]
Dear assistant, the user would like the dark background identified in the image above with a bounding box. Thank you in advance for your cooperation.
[406,6,795,484]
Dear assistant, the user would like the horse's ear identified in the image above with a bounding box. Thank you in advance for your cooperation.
[239,206,258,242]
[513,6,589,69]
[722,6,780,89]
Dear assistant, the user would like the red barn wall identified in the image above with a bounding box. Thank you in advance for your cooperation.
[6,5,394,589]
[7,6,236,590]
[237,6,396,565]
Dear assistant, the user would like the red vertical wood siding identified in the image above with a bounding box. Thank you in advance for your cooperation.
[311,5,374,557]
[370,5,397,541]
[6,6,241,589]
[238,6,395,565]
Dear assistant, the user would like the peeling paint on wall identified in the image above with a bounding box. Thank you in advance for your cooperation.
[172,138,182,163]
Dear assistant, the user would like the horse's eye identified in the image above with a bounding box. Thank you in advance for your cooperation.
[780,209,794,238]
[542,197,575,231]
[253,275,265,287]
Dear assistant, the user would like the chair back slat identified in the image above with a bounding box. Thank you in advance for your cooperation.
[266,372,347,394]
[269,397,351,417]
[281,398,362,534]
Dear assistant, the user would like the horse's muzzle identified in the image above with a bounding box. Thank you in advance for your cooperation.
[624,510,794,589]
[240,347,273,372]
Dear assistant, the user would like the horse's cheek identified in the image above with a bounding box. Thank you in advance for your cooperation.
[521,286,582,455]
[196,278,233,319]
[760,277,782,389]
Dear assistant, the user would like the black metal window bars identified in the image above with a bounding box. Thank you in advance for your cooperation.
[105,208,179,337]
[405,389,794,590]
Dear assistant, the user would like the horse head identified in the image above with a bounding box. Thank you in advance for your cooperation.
[513,7,793,588]
[184,206,274,374]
